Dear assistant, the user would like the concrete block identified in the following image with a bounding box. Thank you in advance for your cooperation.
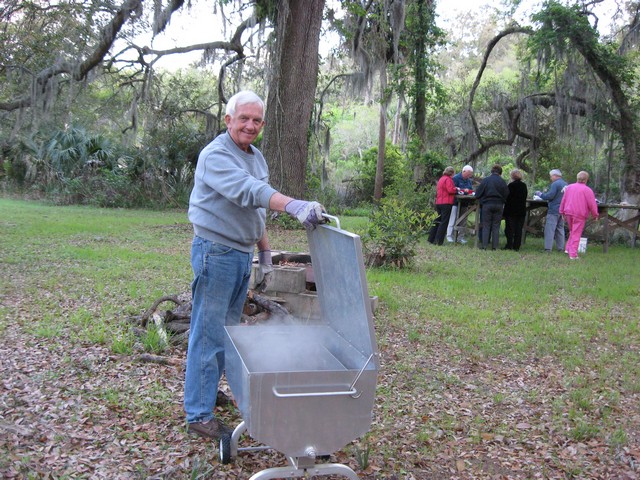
[277,291,321,321]
[250,264,307,294]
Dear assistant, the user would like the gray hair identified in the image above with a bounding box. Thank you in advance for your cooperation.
[462,165,473,173]
[226,91,265,116]
[577,171,589,183]
[549,169,562,177]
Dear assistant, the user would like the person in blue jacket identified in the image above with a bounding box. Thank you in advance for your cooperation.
[185,90,326,440]
[535,169,568,252]
[446,165,474,243]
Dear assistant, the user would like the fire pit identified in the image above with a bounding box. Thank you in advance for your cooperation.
[223,216,378,479]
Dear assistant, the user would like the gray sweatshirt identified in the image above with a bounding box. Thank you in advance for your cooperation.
[188,132,278,252]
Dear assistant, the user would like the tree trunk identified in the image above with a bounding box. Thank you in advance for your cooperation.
[412,0,428,148]
[262,0,325,199]
[374,67,388,202]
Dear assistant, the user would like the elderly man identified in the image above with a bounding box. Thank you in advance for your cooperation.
[535,169,568,252]
[185,90,326,440]
[446,165,474,243]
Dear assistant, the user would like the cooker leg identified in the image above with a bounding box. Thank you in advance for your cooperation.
[248,461,359,480]
[230,420,247,458]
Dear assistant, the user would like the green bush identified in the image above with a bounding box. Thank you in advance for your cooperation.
[350,142,407,202]
[362,197,434,268]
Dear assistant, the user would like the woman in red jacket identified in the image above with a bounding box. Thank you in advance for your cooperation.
[428,166,458,245]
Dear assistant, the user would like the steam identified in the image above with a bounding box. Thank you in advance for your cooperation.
[228,323,349,373]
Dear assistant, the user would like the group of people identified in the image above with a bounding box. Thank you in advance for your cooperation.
[429,165,600,258]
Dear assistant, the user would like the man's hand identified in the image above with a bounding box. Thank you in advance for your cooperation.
[255,250,273,293]
[285,200,327,229]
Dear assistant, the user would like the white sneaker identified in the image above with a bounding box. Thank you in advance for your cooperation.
[458,238,468,244]
[446,236,454,243]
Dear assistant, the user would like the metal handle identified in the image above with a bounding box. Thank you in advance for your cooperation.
[348,353,375,395]
[321,213,340,229]
[272,353,375,399]
[272,386,358,399]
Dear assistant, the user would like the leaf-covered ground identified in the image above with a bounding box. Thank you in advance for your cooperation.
[1,218,639,479]
[2,285,639,479]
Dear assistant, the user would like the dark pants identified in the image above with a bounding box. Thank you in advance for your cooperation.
[504,215,525,251]
[480,203,503,250]
[428,204,453,245]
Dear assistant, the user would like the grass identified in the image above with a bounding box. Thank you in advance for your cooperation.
[1,198,639,477]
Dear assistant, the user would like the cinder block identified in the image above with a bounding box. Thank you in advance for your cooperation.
[369,295,379,313]
[250,264,306,294]
[277,291,321,321]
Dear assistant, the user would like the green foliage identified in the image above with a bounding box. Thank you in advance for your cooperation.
[142,324,170,354]
[45,127,116,178]
[529,2,634,84]
[350,141,408,203]
[362,197,433,268]
[268,211,304,231]
[61,169,141,208]
[353,441,372,470]
[398,0,448,139]
[112,328,135,355]
[408,144,447,188]
[306,169,347,214]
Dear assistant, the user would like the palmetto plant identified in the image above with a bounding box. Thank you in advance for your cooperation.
[46,127,114,178]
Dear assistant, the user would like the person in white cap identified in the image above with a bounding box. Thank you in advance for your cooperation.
[446,165,474,243]
[535,169,568,252]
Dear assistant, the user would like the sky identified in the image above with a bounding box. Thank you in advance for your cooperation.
[138,0,491,69]
[139,0,620,71]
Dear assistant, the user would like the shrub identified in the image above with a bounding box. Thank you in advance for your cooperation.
[350,142,407,203]
[362,197,434,268]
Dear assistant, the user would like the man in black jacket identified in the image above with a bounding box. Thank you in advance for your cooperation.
[475,164,509,250]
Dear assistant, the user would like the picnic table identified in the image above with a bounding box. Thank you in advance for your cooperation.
[523,199,640,252]
[451,196,640,251]
[451,195,481,248]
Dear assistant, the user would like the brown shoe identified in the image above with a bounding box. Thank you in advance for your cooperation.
[188,418,231,440]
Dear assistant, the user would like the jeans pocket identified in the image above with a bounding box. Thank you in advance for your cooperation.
[207,242,234,256]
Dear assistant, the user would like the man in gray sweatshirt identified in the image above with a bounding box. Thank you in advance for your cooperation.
[185,90,325,440]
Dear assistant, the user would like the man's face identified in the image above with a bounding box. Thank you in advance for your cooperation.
[550,174,559,182]
[462,170,473,180]
[225,102,265,152]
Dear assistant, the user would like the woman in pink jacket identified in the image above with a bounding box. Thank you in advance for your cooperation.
[559,171,599,260]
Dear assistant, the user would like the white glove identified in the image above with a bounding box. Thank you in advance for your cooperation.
[255,250,273,293]
[285,200,327,229]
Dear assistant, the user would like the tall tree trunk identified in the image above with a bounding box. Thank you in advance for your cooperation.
[412,0,428,148]
[262,0,325,199]
[374,67,389,202]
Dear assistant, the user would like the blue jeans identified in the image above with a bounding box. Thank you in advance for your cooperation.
[544,213,565,251]
[184,236,252,423]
